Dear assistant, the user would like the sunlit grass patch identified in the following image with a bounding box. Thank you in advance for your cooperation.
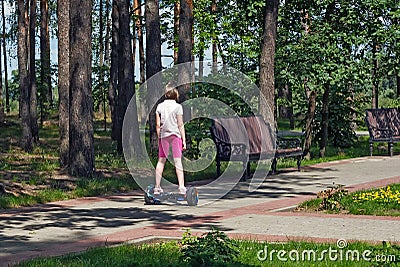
[297,183,400,217]
[15,237,400,267]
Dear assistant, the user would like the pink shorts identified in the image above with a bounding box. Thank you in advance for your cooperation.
[158,135,183,158]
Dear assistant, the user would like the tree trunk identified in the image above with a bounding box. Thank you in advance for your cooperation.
[116,0,142,156]
[177,0,193,105]
[69,0,94,177]
[145,0,162,155]
[131,0,136,68]
[99,0,107,131]
[303,89,316,160]
[40,0,52,110]
[29,0,39,143]
[58,0,70,168]
[177,0,193,67]
[2,0,9,113]
[134,0,145,84]
[259,0,278,126]
[278,83,294,129]
[173,1,180,64]
[319,84,330,157]
[138,9,145,85]
[216,37,226,67]
[211,0,217,73]
[105,0,111,66]
[18,0,33,152]
[371,42,379,109]
[0,28,3,124]
[198,51,204,78]
[124,0,142,157]
[109,0,119,141]
[318,1,334,157]
[212,38,217,73]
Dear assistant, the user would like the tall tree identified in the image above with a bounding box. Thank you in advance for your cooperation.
[40,0,52,110]
[145,0,162,154]
[69,0,94,176]
[177,0,193,107]
[58,0,70,168]
[0,27,3,123]
[173,1,180,63]
[211,0,217,73]
[134,0,145,84]
[259,0,278,126]
[109,0,119,141]
[115,0,141,154]
[2,0,9,114]
[371,42,379,109]
[105,0,111,66]
[99,0,107,130]
[18,0,34,152]
[319,0,336,158]
[303,86,316,159]
[277,84,294,129]
[29,0,39,143]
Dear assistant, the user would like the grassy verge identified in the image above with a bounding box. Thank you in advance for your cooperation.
[0,115,138,209]
[15,239,400,267]
[297,183,400,216]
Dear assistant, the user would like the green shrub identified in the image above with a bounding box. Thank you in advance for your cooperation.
[317,183,348,212]
[180,229,239,266]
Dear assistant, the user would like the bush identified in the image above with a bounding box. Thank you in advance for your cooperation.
[180,229,239,266]
[317,183,348,212]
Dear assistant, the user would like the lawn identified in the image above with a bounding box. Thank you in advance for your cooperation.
[15,235,400,267]
[297,183,400,216]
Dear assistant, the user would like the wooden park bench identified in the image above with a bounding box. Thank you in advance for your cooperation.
[210,115,303,178]
[365,108,400,156]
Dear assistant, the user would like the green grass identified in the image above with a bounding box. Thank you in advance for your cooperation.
[15,239,400,267]
[297,183,400,216]
[0,176,138,209]
[276,135,400,171]
[0,115,140,209]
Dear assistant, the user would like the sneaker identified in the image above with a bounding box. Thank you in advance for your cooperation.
[153,187,163,195]
[179,186,187,195]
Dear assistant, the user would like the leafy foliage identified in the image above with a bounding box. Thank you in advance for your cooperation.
[180,229,239,266]
[317,183,348,212]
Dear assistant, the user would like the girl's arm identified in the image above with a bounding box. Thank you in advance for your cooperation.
[156,112,161,139]
[177,114,186,150]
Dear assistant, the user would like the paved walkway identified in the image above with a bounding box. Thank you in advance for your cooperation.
[1,156,400,266]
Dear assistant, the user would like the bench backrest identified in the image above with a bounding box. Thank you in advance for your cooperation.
[211,116,275,155]
[386,108,400,136]
[365,108,399,139]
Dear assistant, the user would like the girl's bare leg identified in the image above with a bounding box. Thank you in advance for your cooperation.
[174,158,185,189]
[155,158,167,188]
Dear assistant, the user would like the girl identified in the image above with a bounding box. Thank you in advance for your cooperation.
[154,82,187,194]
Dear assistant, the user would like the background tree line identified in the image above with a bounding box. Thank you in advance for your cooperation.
[0,0,398,177]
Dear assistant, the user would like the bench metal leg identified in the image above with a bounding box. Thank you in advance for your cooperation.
[240,162,249,182]
[370,142,373,156]
[271,158,277,174]
[297,156,301,171]
[389,142,393,157]
[216,159,221,176]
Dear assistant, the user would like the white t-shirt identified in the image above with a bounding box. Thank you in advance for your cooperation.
[156,99,183,138]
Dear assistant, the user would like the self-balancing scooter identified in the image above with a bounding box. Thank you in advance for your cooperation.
[144,184,199,206]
